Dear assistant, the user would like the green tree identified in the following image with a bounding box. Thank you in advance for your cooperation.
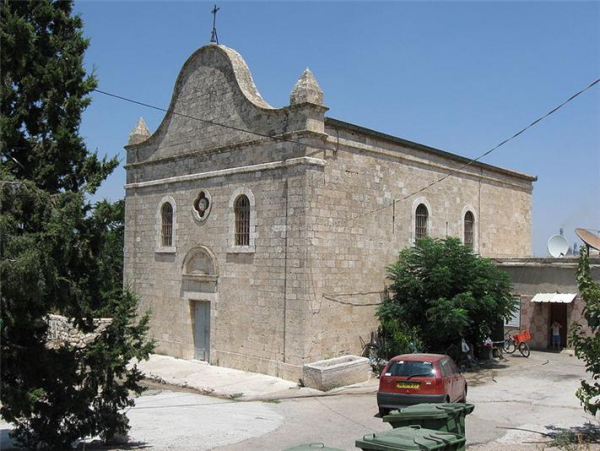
[1,0,113,193]
[376,300,423,359]
[570,247,600,416]
[0,1,153,448]
[380,237,515,355]
[90,199,125,306]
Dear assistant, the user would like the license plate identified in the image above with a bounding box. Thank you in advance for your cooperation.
[397,382,420,389]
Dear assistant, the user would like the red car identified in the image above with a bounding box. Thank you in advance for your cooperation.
[377,353,467,416]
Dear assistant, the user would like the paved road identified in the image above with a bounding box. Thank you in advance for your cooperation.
[466,350,596,449]
[217,351,596,450]
[1,350,595,450]
[0,388,284,450]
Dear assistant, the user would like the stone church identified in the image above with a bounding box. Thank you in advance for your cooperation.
[124,43,535,381]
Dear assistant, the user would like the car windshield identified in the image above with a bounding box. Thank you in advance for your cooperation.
[387,360,434,377]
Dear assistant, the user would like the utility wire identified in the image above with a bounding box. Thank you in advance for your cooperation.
[94,76,600,221]
[311,395,378,432]
[92,80,600,315]
[397,77,600,203]
[93,88,332,153]
[337,76,600,225]
[322,294,384,307]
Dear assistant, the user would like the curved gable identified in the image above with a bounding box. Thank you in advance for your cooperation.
[130,44,290,162]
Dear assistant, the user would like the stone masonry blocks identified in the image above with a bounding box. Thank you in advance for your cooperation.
[124,43,535,381]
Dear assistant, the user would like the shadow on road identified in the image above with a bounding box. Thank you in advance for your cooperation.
[544,422,600,448]
[0,429,13,449]
[1,427,150,451]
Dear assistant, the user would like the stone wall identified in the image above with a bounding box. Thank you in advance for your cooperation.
[497,258,600,349]
[46,314,112,349]
[124,43,535,381]
[299,121,534,362]
[124,44,327,381]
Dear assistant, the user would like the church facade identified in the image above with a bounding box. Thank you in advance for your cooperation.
[124,44,535,381]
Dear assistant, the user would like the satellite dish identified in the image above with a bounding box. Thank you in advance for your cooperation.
[547,234,569,258]
[576,228,600,252]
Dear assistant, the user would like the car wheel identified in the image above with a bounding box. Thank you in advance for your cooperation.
[379,407,389,417]
[461,385,468,403]
[445,396,450,403]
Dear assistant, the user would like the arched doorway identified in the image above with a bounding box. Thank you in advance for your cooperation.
[181,246,218,362]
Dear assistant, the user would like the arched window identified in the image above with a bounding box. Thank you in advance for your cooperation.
[161,202,173,247]
[228,188,255,253]
[155,196,177,253]
[464,211,474,249]
[234,195,250,246]
[415,204,429,239]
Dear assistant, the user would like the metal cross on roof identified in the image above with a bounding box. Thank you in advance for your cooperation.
[210,5,220,44]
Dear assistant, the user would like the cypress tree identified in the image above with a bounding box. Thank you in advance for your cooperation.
[1,1,154,448]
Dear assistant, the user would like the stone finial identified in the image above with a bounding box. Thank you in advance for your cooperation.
[128,117,151,145]
[290,68,323,106]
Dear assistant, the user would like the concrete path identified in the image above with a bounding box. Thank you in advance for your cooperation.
[135,354,299,400]
[135,354,374,401]
[125,390,283,450]
[1,389,284,451]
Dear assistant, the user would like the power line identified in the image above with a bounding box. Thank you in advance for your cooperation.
[94,75,600,223]
[398,76,600,203]
[93,88,332,153]
[340,76,600,225]
[310,395,378,432]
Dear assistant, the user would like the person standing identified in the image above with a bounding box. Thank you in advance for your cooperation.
[551,321,562,351]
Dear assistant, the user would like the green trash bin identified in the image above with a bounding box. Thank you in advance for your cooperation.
[382,403,474,436]
[282,444,344,451]
[356,425,466,451]
[439,403,475,436]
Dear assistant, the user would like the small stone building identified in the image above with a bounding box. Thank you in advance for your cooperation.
[123,43,535,381]
[496,257,600,349]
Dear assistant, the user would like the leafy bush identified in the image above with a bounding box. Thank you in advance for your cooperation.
[380,237,516,354]
[376,301,423,359]
[570,247,600,416]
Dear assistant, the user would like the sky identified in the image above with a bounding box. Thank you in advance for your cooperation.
[74,1,600,257]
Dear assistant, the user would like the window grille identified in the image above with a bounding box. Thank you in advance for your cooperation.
[234,195,250,246]
[415,204,428,239]
[161,202,173,247]
[464,211,474,249]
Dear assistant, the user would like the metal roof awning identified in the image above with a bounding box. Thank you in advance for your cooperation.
[531,293,576,303]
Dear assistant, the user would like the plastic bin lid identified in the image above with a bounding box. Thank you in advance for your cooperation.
[384,404,451,421]
[356,426,466,451]
[282,444,344,451]
[439,403,475,415]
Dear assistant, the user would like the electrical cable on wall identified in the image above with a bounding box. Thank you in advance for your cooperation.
[97,78,600,311]
[94,76,600,225]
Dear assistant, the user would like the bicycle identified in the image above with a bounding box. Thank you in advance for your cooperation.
[360,331,379,361]
[503,330,531,357]
[502,331,516,354]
